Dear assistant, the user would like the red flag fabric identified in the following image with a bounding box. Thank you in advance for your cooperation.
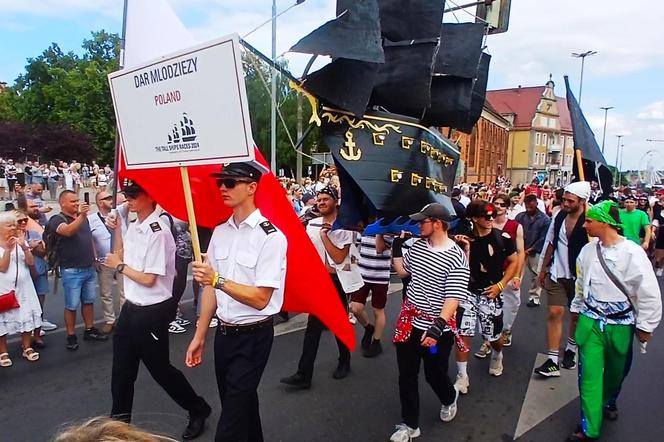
[118,147,356,350]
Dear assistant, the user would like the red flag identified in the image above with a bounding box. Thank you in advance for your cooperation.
[117,147,356,350]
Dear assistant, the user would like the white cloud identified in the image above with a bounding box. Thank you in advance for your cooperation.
[638,101,664,120]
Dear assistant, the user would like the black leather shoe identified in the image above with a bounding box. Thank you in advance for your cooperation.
[279,372,311,390]
[332,363,350,380]
[182,402,211,440]
[603,405,619,421]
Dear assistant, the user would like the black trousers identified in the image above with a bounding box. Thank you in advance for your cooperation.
[396,328,455,429]
[214,324,274,442]
[111,298,207,422]
[171,255,191,319]
[297,275,351,380]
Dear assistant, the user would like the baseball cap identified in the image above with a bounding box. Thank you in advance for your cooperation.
[121,179,145,197]
[466,200,496,219]
[409,203,452,222]
[209,162,265,182]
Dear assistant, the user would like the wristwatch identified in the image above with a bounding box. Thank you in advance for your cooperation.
[214,274,226,290]
[116,263,126,274]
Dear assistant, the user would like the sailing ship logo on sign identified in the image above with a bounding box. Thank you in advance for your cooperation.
[154,113,200,153]
[168,113,197,144]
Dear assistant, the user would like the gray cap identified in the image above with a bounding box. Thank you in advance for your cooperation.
[409,203,452,222]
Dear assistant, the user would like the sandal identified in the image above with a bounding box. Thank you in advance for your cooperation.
[0,352,12,367]
[22,347,39,362]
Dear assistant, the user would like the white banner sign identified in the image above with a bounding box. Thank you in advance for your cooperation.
[108,34,254,169]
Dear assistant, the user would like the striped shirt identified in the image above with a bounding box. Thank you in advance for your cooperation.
[403,238,470,330]
[358,235,393,284]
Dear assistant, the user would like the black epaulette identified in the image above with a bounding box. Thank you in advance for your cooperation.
[150,222,162,232]
[259,220,277,235]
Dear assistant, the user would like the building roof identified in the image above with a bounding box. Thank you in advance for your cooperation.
[486,86,574,133]
[486,86,545,129]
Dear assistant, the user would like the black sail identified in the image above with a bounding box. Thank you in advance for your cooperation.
[378,0,445,41]
[290,0,384,64]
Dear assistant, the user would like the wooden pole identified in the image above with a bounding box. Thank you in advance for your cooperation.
[180,167,202,262]
[575,149,585,181]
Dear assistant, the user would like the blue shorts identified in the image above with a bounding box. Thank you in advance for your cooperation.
[62,266,97,311]
[33,273,49,296]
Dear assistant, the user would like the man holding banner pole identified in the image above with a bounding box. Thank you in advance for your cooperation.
[186,162,288,442]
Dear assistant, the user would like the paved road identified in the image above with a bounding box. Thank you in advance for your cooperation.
[1,275,663,442]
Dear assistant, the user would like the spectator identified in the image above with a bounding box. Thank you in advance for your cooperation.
[0,211,42,367]
[46,190,107,350]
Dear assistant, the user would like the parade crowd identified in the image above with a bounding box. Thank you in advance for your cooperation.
[0,157,661,442]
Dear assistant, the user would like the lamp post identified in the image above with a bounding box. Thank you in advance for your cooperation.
[599,106,613,154]
[571,50,597,105]
[619,144,625,186]
[614,134,623,187]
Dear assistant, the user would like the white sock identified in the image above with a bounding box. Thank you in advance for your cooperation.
[491,350,503,360]
[548,350,559,365]
[457,361,468,377]
[566,338,577,352]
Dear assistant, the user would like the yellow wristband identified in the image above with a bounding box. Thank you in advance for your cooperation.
[212,272,219,287]
[497,282,504,291]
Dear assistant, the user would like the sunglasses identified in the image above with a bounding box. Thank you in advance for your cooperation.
[17,218,28,223]
[216,178,254,189]
[482,214,494,220]
[101,196,113,201]
[494,202,508,207]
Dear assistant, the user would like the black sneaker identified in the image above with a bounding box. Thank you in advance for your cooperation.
[526,299,540,308]
[182,400,212,440]
[534,358,560,377]
[66,334,79,351]
[361,324,375,352]
[562,349,577,369]
[332,362,350,380]
[363,339,383,358]
[84,327,109,342]
[279,372,311,390]
[603,405,619,421]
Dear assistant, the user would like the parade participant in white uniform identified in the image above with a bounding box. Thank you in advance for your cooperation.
[106,181,211,440]
[186,162,287,442]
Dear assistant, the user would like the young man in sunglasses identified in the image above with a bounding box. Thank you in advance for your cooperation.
[186,162,287,441]
[454,201,518,387]
[535,181,590,377]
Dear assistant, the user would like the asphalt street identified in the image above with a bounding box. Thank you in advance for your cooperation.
[1,275,664,442]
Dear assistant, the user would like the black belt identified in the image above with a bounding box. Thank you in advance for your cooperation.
[584,301,633,320]
[217,316,273,336]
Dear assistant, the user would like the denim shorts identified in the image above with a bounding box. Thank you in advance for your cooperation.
[61,266,97,310]
[33,273,49,296]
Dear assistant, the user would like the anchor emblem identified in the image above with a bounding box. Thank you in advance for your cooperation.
[340,130,362,161]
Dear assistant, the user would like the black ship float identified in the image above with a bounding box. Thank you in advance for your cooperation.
[286,0,491,233]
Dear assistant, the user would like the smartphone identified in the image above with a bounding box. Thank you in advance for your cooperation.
[84,192,90,205]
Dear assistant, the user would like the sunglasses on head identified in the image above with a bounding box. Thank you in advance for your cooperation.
[216,178,254,189]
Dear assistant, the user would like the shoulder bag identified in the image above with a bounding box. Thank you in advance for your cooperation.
[0,244,20,313]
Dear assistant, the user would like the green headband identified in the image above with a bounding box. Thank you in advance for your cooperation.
[586,200,622,227]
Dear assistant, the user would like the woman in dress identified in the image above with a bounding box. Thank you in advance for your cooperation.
[0,211,42,367]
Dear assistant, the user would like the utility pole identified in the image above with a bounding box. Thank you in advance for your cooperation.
[270,0,277,174]
[571,50,597,106]
[599,106,613,154]
[618,144,625,186]
[614,134,623,187]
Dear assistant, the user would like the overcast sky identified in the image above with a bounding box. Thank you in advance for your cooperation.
[1,0,663,170]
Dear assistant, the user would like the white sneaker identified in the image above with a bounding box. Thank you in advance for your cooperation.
[168,321,186,334]
[657,268,663,277]
[209,317,219,328]
[454,373,470,395]
[440,386,459,422]
[175,316,191,327]
[489,354,504,376]
[389,423,420,442]
[41,319,58,332]
[348,313,357,324]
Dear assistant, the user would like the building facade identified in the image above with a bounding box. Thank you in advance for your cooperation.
[486,78,575,186]
[444,103,511,184]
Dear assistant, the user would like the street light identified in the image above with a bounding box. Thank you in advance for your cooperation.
[614,134,623,187]
[571,50,597,105]
[600,106,613,154]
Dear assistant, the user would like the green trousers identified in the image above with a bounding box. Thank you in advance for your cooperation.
[575,314,634,438]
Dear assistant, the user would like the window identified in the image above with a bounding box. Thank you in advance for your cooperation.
[535,132,541,146]
[534,152,540,165]
[568,136,573,147]
[542,133,548,146]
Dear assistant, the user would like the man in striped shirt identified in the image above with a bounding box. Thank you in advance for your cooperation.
[351,233,392,357]
[390,203,470,442]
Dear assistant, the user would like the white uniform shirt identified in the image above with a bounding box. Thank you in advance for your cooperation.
[208,209,287,325]
[122,209,175,306]
[88,212,111,264]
